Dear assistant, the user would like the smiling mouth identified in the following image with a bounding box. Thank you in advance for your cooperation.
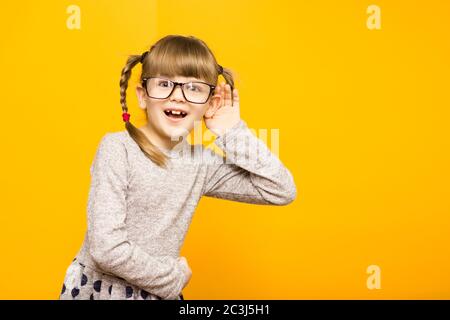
[163,109,188,119]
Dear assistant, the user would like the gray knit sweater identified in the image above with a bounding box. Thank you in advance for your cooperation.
[72,119,297,300]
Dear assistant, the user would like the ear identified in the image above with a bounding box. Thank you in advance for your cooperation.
[204,92,221,118]
[136,85,147,110]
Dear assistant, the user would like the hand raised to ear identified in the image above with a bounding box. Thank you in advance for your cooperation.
[204,83,241,137]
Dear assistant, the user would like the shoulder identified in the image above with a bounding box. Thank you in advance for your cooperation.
[90,131,129,174]
[94,131,130,160]
[100,130,128,142]
[97,130,128,149]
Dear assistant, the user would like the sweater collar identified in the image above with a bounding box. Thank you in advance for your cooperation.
[158,137,191,159]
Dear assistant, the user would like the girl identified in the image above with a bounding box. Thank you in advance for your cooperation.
[59,34,297,300]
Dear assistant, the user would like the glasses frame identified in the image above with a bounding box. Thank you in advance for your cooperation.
[142,77,217,104]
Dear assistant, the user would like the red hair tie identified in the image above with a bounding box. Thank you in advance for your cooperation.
[122,112,130,122]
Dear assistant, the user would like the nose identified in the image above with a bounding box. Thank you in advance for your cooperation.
[169,84,185,102]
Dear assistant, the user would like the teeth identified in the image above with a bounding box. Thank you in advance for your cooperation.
[165,109,187,116]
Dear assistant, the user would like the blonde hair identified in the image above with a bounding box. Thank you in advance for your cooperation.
[119,35,235,168]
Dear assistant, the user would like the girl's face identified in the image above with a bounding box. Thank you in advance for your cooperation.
[135,75,220,150]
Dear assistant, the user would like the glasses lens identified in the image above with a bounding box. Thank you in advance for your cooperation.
[147,78,174,99]
[182,82,211,103]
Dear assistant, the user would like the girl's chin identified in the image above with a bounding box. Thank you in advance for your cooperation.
[163,127,190,140]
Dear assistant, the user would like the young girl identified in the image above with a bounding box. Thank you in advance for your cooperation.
[59,34,297,300]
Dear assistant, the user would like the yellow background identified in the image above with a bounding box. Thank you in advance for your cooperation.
[0,0,449,299]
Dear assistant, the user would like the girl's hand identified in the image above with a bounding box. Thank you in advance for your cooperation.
[204,83,241,137]
[177,256,192,290]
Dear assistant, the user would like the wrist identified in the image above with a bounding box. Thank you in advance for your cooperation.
[214,119,243,138]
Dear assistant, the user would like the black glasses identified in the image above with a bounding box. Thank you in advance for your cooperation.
[142,77,216,104]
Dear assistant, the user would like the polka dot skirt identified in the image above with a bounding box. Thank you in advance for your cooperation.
[59,258,184,300]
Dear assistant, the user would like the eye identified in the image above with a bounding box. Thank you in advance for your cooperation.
[185,83,200,92]
[158,80,172,88]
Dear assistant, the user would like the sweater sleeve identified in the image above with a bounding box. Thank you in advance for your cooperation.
[86,133,185,300]
[202,120,297,205]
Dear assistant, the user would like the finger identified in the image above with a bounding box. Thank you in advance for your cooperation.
[232,88,240,108]
[213,84,221,99]
[220,83,225,107]
[224,84,232,107]
[213,84,221,109]
[214,83,221,95]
